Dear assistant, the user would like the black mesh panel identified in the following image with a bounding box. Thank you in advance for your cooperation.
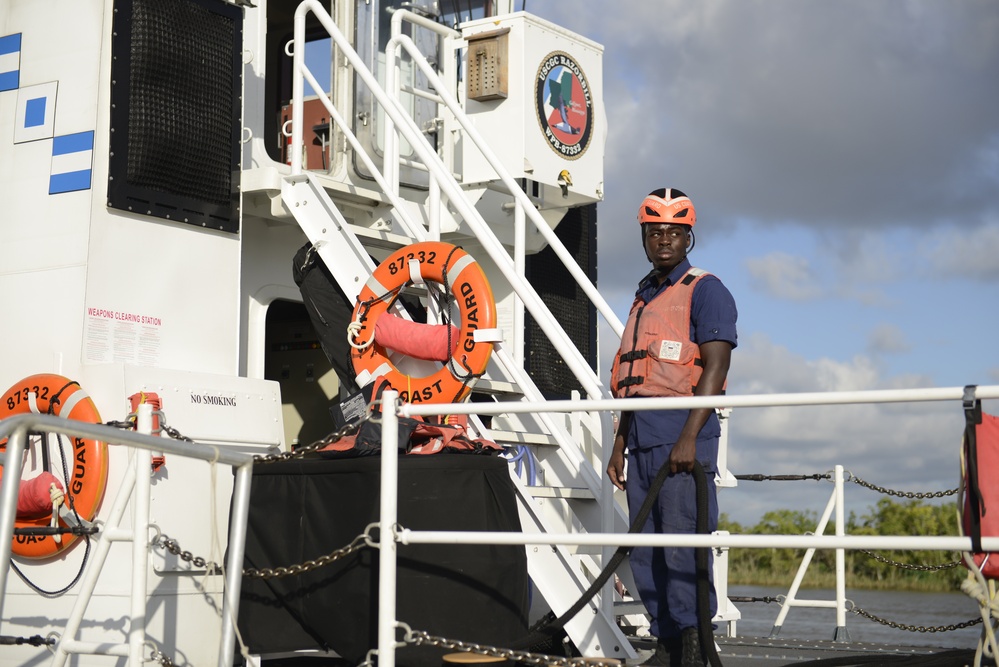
[524,204,598,400]
[109,0,242,232]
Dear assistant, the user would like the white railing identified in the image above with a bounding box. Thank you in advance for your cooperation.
[291,0,623,544]
[289,1,623,401]
[287,3,623,604]
[368,384,999,667]
[0,412,256,667]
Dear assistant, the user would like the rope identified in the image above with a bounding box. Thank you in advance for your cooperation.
[347,281,408,350]
[9,430,92,597]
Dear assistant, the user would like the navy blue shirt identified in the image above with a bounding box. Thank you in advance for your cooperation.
[624,258,738,464]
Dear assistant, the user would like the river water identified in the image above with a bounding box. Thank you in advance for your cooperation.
[728,585,986,649]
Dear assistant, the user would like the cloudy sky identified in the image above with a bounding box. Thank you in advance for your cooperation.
[529,1,999,525]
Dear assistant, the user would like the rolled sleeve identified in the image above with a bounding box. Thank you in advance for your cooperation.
[691,276,738,348]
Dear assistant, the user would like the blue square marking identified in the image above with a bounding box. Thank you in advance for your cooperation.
[0,33,21,56]
[24,97,46,128]
[53,131,94,155]
[0,71,17,91]
[50,170,93,195]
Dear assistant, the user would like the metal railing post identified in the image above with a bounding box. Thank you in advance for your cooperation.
[0,425,27,625]
[128,404,154,665]
[833,465,850,641]
[378,390,401,667]
[218,461,255,667]
[513,200,526,368]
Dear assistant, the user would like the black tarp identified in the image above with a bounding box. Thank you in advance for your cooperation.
[238,455,528,665]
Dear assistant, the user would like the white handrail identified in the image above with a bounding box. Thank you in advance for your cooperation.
[376,383,999,662]
[387,31,625,343]
[291,0,618,401]
[289,3,620,549]
[385,8,461,196]
[399,383,999,417]
[396,531,999,552]
[0,414,256,667]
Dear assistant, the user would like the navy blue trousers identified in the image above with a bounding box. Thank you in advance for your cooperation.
[625,444,718,640]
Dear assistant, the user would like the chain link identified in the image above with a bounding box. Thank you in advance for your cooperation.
[106,415,193,442]
[851,605,982,633]
[402,627,621,667]
[109,411,368,460]
[847,473,957,499]
[252,417,364,464]
[110,412,374,580]
[156,527,375,580]
[149,648,176,666]
[242,532,372,579]
[858,549,962,571]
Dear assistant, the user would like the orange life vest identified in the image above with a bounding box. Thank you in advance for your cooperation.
[610,268,709,398]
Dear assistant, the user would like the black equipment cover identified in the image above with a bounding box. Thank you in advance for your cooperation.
[237,455,528,666]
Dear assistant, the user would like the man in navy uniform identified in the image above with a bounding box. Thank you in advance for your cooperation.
[608,188,737,666]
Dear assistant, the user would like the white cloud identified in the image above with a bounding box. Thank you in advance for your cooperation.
[722,333,962,524]
[928,224,999,281]
[744,252,823,301]
[867,323,911,355]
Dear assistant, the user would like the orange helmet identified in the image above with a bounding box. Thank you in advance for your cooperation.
[637,188,696,227]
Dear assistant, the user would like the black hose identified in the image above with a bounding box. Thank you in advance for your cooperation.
[693,461,722,667]
[515,459,724,667]
[511,453,672,649]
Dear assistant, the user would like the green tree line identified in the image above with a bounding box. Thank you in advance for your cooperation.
[718,498,969,591]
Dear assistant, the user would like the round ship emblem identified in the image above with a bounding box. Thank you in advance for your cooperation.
[535,51,593,160]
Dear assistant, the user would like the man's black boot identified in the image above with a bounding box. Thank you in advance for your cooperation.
[639,637,680,667]
[679,627,704,667]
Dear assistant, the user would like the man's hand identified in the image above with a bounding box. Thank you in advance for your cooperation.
[607,435,627,490]
[607,412,632,491]
[668,437,697,474]
[670,340,732,474]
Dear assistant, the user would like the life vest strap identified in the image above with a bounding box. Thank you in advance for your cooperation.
[618,376,645,388]
[620,350,648,363]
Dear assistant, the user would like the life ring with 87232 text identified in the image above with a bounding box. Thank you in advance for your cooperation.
[0,374,109,559]
[348,242,497,404]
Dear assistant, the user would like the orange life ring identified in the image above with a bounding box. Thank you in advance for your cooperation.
[349,242,497,404]
[0,374,109,559]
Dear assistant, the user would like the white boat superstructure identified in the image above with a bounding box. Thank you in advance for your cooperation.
[0,0,662,662]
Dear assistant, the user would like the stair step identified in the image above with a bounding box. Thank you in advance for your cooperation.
[489,430,559,447]
[613,600,648,615]
[471,378,522,396]
[525,486,594,500]
[349,223,416,252]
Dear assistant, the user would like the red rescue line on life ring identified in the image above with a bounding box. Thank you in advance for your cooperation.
[0,374,109,559]
[348,242,498,404]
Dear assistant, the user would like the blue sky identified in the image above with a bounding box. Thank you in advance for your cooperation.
[532,1,999,524]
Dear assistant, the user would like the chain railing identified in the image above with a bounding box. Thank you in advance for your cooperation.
[389,624,623,667]
[850,604,982,634]
[145,414,373,581]
[847,472,959,500]
[737,464,972,640]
